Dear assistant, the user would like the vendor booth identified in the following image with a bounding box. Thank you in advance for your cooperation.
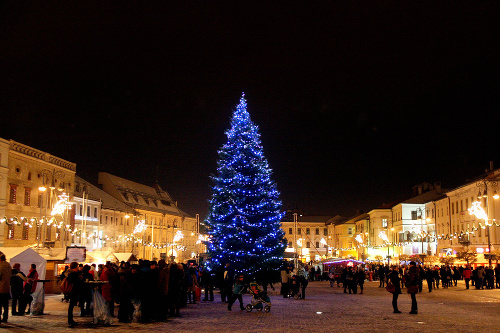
[0,247,46,291]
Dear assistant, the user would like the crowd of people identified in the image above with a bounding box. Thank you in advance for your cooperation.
[0,253,39,326]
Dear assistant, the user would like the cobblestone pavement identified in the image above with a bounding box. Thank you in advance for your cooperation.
[1,280,499,333]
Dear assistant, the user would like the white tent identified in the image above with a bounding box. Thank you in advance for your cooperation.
[0,247,47,293]
[114,252,138,263]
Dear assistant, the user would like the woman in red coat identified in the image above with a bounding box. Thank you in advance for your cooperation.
[100,263,116,317]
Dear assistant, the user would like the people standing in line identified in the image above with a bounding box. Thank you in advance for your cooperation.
[388,265,402,313]
[227,275,245,311]
[407,261,419,314]
[463,265,472,289]
[0,253,12,324]
[10,263,26,316]
[66,261,83,328]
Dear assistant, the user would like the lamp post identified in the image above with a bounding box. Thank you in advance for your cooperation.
[293,213,298,268]
[37,186,47,249]
[475,179,499,267]
[39,169,65,247]
[124,214,130,252]
[416,207,425,255]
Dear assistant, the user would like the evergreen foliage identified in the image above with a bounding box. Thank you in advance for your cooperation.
[205,94,285,275]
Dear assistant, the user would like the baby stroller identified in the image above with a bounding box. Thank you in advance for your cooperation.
[288,275,302,300]
[245,281,272,313]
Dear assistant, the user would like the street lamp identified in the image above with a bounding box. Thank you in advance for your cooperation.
[37,186,47,248]
[124,214,130,252]
[475,179,499,266]
[40,169,65,246]
[416,207,425,255]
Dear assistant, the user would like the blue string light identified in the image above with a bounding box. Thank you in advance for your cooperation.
[205,93,286,276]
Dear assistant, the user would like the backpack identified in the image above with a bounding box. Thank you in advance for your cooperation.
[60,277,73,294]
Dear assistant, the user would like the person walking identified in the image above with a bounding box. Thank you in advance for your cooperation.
[407,261,419,314]
[227,275,245,311]
[0,253,12,324]
[10,263,26,316]
[388,265,402,313]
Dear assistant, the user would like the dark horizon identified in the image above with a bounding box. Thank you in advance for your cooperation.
[2,2,498,219]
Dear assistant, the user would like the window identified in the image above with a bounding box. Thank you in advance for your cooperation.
[94,207,98,218]
[24,188,31,206]
[315,241,319,248]
[324,228,328,235]
[348,228,353,235]
[46,225,51,241]
[22,222,29,240]
[79,205,83,216]
[306,241,310,248]
[87,206,90,217]
[306,228,310,235]
[382,219,388,228]
[288,228,293,234]
[9,185,17,204]
[411,211,417,220]
[27,172,32,181]
[8,224,14,239]
[315,228,319,235]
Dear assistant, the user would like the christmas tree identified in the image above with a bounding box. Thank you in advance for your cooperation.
[206,93,285,276]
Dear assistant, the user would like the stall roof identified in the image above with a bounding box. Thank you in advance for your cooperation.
[114,253,138,263]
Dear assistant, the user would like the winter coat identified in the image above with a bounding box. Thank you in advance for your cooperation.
[0,261,12,294]
[10,268,27,296]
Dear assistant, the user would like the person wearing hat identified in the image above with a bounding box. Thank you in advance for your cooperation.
[10,263,27,315]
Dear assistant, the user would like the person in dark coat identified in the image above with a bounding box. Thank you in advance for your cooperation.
[357,266,366,294]
[79,265,94,317]
[200,269,214,302]
[299,274,308,299]
[425,267,434,292]
[10,263,26,316]
[407,261,419,314]
[388,265,402,313]
[67,261,84,328]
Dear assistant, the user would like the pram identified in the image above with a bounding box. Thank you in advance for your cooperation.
[245,281,272,313]
[288,275,302,300]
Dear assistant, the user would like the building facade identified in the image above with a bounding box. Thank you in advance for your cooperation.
[0,139,76,248]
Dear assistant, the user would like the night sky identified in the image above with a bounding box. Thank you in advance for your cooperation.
[1,2,499,218]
